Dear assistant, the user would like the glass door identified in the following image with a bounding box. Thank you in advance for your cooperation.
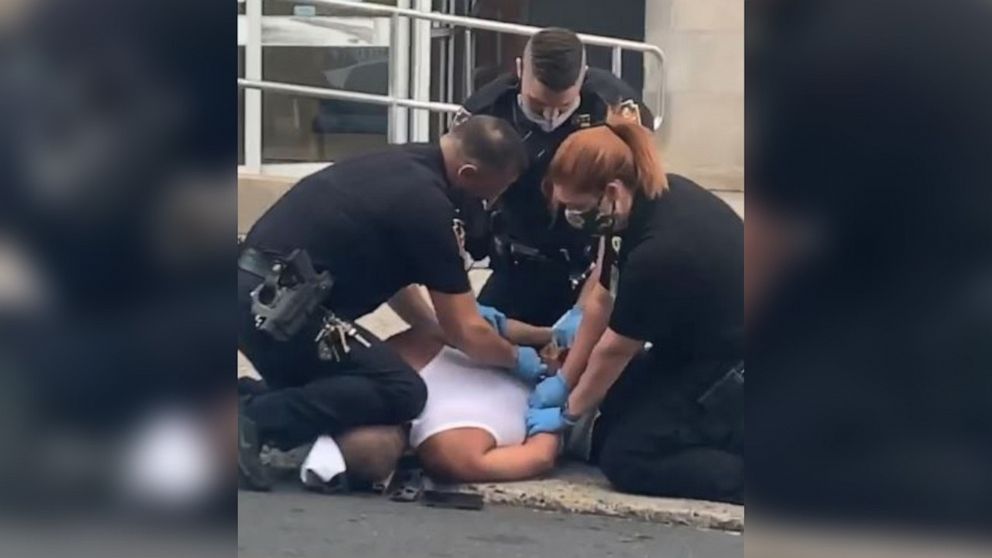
[238,0,406,177]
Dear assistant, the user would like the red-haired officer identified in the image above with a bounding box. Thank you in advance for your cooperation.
[525,114,744,504]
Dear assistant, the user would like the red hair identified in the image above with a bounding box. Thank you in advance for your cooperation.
[544,111,667,202]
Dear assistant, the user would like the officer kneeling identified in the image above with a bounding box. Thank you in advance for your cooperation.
[455,27,656,327]
[237,116,550,490]
[525,112,744,504]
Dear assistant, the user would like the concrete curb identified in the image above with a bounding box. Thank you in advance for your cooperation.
[266,450,743,532]
[459,464,744,532]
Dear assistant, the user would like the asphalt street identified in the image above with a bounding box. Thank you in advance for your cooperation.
[238,487,742,558]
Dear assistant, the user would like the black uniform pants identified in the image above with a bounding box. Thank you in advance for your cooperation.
[237,270,427,451]
[591,352,743,504]
[477,261,579,327]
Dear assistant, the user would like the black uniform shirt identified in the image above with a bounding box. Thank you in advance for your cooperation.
[457,68,654,264]
[243,144,471,321]
[605,175,744,367]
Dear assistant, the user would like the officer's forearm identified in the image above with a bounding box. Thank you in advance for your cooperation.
[503,319,552,347]
[451,318,517,368]
[575,264,603,309]
[560,284,613,388]
[567,343,633,417]
[388,285,444,340]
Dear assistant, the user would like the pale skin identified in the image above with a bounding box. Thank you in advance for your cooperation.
[389,284,554,348]
[388,284,535,370]
[385,324,559,483]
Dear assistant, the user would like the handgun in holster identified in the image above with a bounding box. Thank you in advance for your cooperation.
[248,249,334,342]
[488,209,545,267]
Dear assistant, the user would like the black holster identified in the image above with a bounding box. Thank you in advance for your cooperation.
[239,247,333,341]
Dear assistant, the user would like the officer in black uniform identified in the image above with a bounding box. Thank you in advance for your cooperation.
[454,27,655,327]
[525,115,744,504]
[237,116,550,490]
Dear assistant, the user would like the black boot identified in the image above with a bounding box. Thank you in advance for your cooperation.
[238,409,273,492]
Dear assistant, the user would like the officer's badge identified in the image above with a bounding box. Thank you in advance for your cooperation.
[451,107,472,128]
[572,113,592,128]
[617,99,641,124]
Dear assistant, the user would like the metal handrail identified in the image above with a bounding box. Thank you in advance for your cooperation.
[238,78,461,114]
[240,0,668,172]
[286,0,667,130]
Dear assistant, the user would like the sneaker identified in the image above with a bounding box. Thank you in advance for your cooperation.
[238,412,273,492]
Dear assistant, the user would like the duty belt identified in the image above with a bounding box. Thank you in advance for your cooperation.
[493,236,594,289]
[492,235,560,264]
[238,246,370,361]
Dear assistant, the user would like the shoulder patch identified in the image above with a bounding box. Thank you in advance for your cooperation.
[572,113,593,128]
[611,235,623,254]
[616,99,642,124]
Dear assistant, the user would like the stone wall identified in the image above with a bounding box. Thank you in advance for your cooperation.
[645,0,744,191]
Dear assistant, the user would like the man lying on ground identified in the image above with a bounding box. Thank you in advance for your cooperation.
[385,318,565,483]
[244,309,576,486]
[253,277,586,488]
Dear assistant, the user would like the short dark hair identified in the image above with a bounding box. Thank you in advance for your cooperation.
[450,115,528,175]
[525,28,585,91]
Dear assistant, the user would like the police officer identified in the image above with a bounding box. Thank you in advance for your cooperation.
[237,116,550,490]
[455,27,655,327]
[524,113,744,503]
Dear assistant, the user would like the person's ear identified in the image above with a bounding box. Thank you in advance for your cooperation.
[458,164,479,182]
[604,179,624,203]
[516,57,523,79]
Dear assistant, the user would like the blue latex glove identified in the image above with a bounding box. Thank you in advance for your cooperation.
[552,306,583,348]
[525,407,572,436]
[513,346,548,384]
[528,372,569,409]
[477,303,507,337]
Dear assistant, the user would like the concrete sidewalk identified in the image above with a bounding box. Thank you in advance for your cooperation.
[451,463,742,532]
[260,446,743,532]
[238,270,744,533]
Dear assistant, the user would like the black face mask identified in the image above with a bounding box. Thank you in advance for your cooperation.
[564,194,615,236]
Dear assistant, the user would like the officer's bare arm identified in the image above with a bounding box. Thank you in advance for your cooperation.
[388,285,444,341]
[503,320,553,347]
[430,290,518,369]
[566,329,644,417]
[560,239,613,388]
[559,281,612,388]
[390,285,549,347]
